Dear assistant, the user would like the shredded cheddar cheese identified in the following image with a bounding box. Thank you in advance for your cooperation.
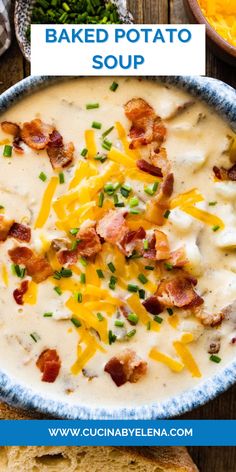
[23,281,38,305]
[198,0,236,47]
[181,205,225,229]
[85,129,97,159]
[149,348,184,373]
[1,264,8,287]
[173,340,201,378]
[35,176,58,229]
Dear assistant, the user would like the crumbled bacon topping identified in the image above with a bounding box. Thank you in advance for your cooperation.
[1,121,20,136]
[8,223,31,243]
[47,130,74,169]
[8,246,53,283]
[142,296,163,315]
[13,280,29,305]
[96,210,128,245]
[136,159,163,177]
[213,164,236,181]
[150,147,171,177]
[21,119,54,150]
[36,349,61,383]
[120,226,146,256]
[76,226,102,258]
[57,249,78,265]
[156,274,204,310]
[196,310,224,327]
[154,230,170,261]
[0,216,14,242]
[166,247,188,268]
[104,349,147,387]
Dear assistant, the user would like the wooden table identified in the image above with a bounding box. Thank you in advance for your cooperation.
[0,1,235,470]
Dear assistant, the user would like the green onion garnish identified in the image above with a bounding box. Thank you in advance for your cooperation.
[127,313,139,325]
[138,289,145,299]
[96,269,104,279]
[104,182,119,195]
[164,210,171,219]
[164,262,173,271]
[43,312,53,317]
[62,2,70,12]
[81,148,88,157]
[92,121,102,130]
[102,140,112,151]
[143,239,149,250]
[30,332,40,342]
[86,103,99,110]
[97,312,104,321]
[209,354,221,363]
[59,172,65,184]
[127,284,139,292]
[115,319,124,327]
[146,321,151,330]
[154,315,163,324]
[80,257,88,267]
[71,240,78,251]
[120,185,131,198]
[209,201,217,206]
[71,317,81,328]
[102,126,114,139]
[107,261,116,273]
[69,227,79,236]
[94,153,107,163]
[54,286,62,295]
[80,273,86,284]
[212,225,220,232]
[60,267,72,278]
[129,196,139,207]
[98,192,104,208]
[127,329,136,338]
[138,273,148,284]
[3,145,12,157]
[108,329,117,344]
[12,264,25,278]
[115,202,125,208]
[74,292,82,303]
[39,172,47,182]
[110,81,119,92]
[167,308,174,316]
[145,265,154,270]
[109,275,117,290]
[130,209,140,215]
[113,194,119,205]
[144,182,159,196]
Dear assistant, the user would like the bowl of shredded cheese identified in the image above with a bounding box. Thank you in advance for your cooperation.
[184,0,236,66]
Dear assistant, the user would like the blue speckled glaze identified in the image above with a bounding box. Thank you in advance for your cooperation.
[0,75,235,420]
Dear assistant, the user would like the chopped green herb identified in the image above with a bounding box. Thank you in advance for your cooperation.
[152,182,159,192]
[80,257,88,267]
[209,354,221,363]
[109,275,117,290]
[92,121,102,130]
[102,139,112,151]
[102,126,114,139]
[98,192,104,208]
[107,261,116,273]
[143,239,149,250]
[97,312,104,321]
[115,202,125,208]
[3,144,12,157]
[146,321,151,330]
[94,153,107,163]
[144,182,159,196]
[43,312,53,317]
[120,186,131,198]
[110,81,119,92]
[127,313,139,325]
[54,286,62,295]
[164,209,171,219]
[69,227,79,236]
[71,240,78,251]
[12,264,25,279]
[129,209,140,215]
[53,270,62,280]
[39,171,47,182]
[127,283,138,292]
[127,329,136,338]
[108,329,117,344]
[167,308,174,316]
[115,319,124,327]
[30,332,40,342]
[104,182,119,195]
[209,201,217,206]
[86,103,99,110]
[129,196,139,207]
[128,250,142,260]
[145,265,154,271]
[80,273,86,284]
[138,273,148,284]
[62,2,70,12]
[60,267,72,278]
[59,172,65,184]
[74,292,82,303]
[164,262,173,271]
[138,289,145,299]
[212,225,220,232]
[71,317,81,328]
[96,269,104,279]
[154,315,163,324]
[81,148,88,157]
[113,194,119,205]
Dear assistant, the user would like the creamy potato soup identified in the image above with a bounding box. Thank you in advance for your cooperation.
[0,77,235,409]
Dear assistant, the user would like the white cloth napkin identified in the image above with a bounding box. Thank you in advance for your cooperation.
[0,0,11,57]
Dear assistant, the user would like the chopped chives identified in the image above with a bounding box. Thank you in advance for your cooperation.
[164,262,173,271]
[127,329,136,338]
[12,264,25,278]
[92,121,102,129]
[138,273,148,284]
[71,240,78,251]
[113,194,119,205]
[145,265,154,270]
[146,321,151,330]
[53,270,62,280]
[108,329,117,344]
[98,192,104,208]
[59,172,65,184]
[97,312,104,321]
[62,2,70,12]
[102,140,112,151]
[69,227,79,236]
[127,313,139,325]
[115,202,125,208]
[109,275,117,290]
[130,209,140,215]
[43,312,53,317]
[71,317,81,328]
[127,284,138,292]
[153,182,159,192]
[80,273,86,284]
[74,292,82,303]
[143,239,149,250]
[212,225,220,232]
[164,210,171,219]
[107,261,116,273]
[102,126,114,139]
[39,171,47,182]
[60,267,72,278]
[209,201,217,206]
[138,289,145,299]
[30,332,40,342]
[81,148,88,157]
[154,315,163,324]
[94,153,107,163]
[110,81,119,92]
[120,186,131,198]
[86,103,99,109]
[96,269,104,279]
[54,286,62,295]
[80,257,88,267]
[144,182,159,196]
[115,319,124,327]
[128,250,142,260]
[167,308,174,316]
[3,144,12,157]
[129,196,139,207]
[209,354,221,363]
[104,182,119,194]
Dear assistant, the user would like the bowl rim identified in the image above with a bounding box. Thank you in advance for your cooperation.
[185,0,236,58]
[0,75,236,420]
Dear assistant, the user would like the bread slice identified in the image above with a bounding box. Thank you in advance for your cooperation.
[0,446,198,472]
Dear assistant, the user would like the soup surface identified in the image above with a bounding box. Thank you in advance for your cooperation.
[0,77,235,409]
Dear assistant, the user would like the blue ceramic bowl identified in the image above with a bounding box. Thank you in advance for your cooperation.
[0,76,236,419]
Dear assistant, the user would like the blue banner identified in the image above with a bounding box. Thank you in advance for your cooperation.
[0,420,235,446]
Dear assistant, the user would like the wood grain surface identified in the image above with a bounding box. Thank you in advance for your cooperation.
[0,1,235,470]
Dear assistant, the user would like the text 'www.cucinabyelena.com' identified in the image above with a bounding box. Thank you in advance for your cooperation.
[48,427,193,438]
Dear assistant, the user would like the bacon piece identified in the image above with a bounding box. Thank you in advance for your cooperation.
[213,164,236,181]
[166,247,188,268]
[1,121,20,136]
[150,147,171,176]
[8,223,31,243]
[161,173,174,198]
[0,216,14,241]
[124,98,166,149]
[156,275,204,310]
[142,296,163,315]
[104,349,147,387]
[145,173,174,226]
[21,119,54,150]
[120,226,146,256]
[155,230,170,261]
[195,311,224,327]
[47,130,74,169]
[136,159,163,177]
[8,246,53,283]
[13,135,24,154]
[13,280,29,305]
[96,210,128,245]
[36,349,61,383]
[76,226,102,258]
[57,249,78,265]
